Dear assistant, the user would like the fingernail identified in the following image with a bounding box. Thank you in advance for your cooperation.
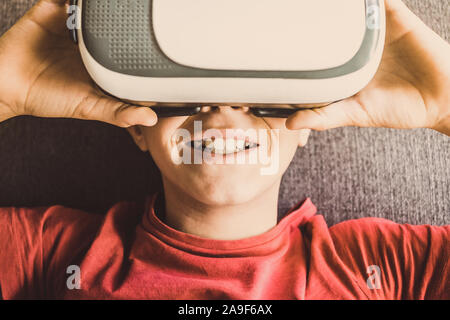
[141,118,157,126]
[136,107,158,126]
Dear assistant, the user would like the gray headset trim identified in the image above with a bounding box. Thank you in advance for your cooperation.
[82,0,382,79]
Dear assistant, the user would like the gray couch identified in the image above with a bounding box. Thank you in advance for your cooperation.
[0,0,448,226]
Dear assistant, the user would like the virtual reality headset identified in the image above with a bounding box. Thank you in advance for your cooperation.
[70,0,386,117]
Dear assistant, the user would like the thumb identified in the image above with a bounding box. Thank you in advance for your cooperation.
[285,99,370,131]
[73,93,158,128]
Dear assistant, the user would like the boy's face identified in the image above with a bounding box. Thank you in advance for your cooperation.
[128,106,310,206]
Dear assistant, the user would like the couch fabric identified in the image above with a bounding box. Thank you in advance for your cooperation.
[0,0,448,226]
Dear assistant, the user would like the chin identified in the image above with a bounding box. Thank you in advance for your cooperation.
[196,189,259,207]
[187,174,273,207]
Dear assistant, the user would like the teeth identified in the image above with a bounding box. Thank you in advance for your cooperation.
[214,138,224,151]
[204,138,214,149]
[189,137,258,154]
[193,140,203,149]
[225,139,235,151]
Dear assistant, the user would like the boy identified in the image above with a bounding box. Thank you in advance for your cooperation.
[0,0,448,299]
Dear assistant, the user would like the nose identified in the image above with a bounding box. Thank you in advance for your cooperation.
[200,106,251,114]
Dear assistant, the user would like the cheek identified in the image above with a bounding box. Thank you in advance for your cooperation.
[263,117,309,148]
[277,129,302,165]
[263,117,286,129]
[141,119,185,168]
[143,118,186,148]
[250,117,302,173]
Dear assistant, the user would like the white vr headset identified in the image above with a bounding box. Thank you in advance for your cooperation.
[71,0,386,111]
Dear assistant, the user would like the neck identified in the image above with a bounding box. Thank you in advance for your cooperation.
[159,180,281,240]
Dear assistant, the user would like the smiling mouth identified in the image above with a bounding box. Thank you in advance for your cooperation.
[186,137,260,155]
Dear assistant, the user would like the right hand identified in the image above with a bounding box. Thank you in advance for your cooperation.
[0,0,158,127]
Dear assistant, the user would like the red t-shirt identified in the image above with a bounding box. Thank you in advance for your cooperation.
[0,194,448,300]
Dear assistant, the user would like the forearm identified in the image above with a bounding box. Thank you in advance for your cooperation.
[421,30,450,137]
[0,101,15,123]
[403,0,450,137]
[426,64,450,136]
[432,90,450,136]
[0,32,21,123]
[0,59,17,122]
[0,13,46,124]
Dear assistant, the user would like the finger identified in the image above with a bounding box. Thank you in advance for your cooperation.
[384,0,407,13]
[285,99,371,131]
[41,0,68,5]
[383,0,433,46]
[24,0,69,36]
[74,94,158,128]
[298,129,311,147]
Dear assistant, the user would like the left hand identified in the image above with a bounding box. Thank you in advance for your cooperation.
[286,0,450,136]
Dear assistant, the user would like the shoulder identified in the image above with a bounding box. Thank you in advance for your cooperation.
[328,218,449,299]
[0,199,146,252]
[0,205,103,243]
[0,200,146,298]
[0,205,105,268]
[0,205,104,298]
[329,217,449,250]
